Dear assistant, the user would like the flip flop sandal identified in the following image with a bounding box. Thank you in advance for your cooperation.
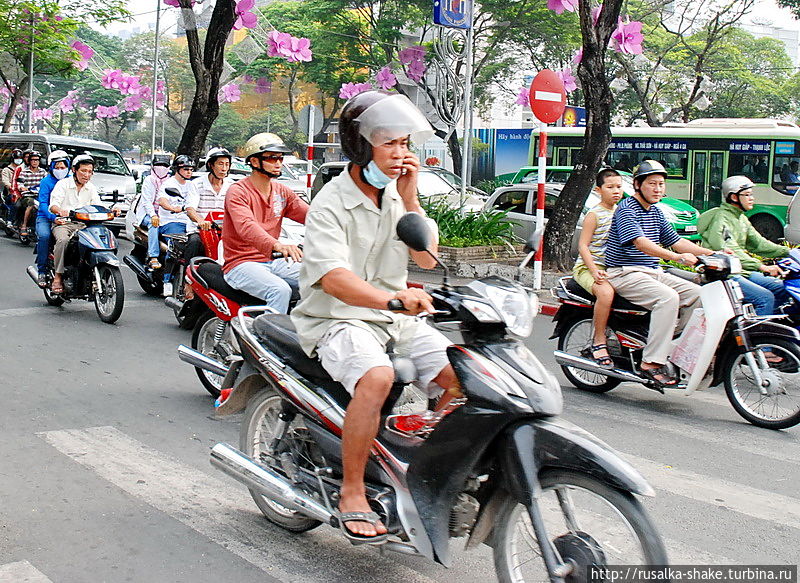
[51,282,64,294]
[37,273,47,288]
[336,511,389,545]
[148,258,162,270]
[762,350,785,365]
[581,343,614,369]
[640,365,678,387]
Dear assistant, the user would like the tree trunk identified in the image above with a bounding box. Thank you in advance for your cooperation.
[2,76,28,133]
[543,0,623,271]
[446,131,462,175]
[176,0,236,159]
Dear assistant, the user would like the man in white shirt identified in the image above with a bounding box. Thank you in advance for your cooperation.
[157,155,201,296]
[48,154,118,294]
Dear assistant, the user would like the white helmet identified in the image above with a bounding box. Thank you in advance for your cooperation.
[48,149,70,165]
[722,175,755,202]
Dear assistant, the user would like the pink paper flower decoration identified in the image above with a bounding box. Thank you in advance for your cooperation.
[267,30,293,58]
[233,0,258,30]
[557,67,578,93]
[592,5,602,25]
[547,0,578,15]
[406,59,427,82]
[101,69,122,90]
[339,82,372,100]
[219,83,241,103]
[515,87,530,107]
[286,36,312,63]
[124,95,143,112]
[254,77,272,94]
[59,90,79,113]
[96,105,120,119]
[398,46,425,65]
[375,66,397,91]
[137,85,152,100]
[242,74,254,84]
[611,18,644,55]
[70,40,94,71]
[572,48,583,66]
[32,108,54,122]
[156,91,166,108]
[164,0,195,7]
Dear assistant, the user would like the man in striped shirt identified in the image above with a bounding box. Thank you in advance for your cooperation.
[604,160,714,386]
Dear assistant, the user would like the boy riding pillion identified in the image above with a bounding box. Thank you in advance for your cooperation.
[572,168,623,368]
[291,91,461,544]
[603,160,715,387]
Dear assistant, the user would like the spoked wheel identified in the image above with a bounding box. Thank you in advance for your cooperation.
[191,310,236,397]
[94,265,125,323]
[723,337,800,429]
[493,470,668,583]
[558,319,622,393]
[240,388,322,532]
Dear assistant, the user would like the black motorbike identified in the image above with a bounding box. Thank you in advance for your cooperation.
[178,214,667,581]
[0,186,38,245]
[26,205,125,324]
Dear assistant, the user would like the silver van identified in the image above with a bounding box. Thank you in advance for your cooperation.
[0,133,135,233]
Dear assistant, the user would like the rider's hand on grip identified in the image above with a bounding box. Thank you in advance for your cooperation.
[273,242,303,263]
[394,288,434,315]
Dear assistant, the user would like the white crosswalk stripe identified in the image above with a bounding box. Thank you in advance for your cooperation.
[0,561,54,583]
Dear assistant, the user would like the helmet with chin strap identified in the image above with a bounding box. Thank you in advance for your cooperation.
[47,150,70,173]
[72,153,95,171]
[172,154,195,172]
[241,133,290,162]
[205,147,232,172]
[722,175,755,205]
[633,159,668,182]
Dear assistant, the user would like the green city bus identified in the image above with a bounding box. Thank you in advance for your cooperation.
[526,118,800,240]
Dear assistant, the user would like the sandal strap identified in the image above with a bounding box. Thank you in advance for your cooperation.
[338,511,381,524]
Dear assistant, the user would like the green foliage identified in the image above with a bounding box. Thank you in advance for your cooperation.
[475,177,507,195]
[421,198,519,248]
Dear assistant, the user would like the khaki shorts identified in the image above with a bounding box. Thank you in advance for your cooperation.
[573,263,604,294]
[316,321,451,396]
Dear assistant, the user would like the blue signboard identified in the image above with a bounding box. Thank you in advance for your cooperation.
[609,139,688,152]
[433,0,472,29]
[559,105,586,127]
[494,129,532,176]
[776,141,795,155]
[728,140,770,154]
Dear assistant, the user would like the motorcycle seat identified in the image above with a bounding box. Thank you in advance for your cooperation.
[252,314,352,408]
[196,261,264,307]
[560,277,648,313]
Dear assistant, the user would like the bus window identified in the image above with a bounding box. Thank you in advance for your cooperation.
[729,154,769,183]
[557,149,570,166]
[774,155,800,194]
[606,151,686,178]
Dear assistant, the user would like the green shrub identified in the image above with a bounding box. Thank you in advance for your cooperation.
[475,177,508,194]
[421,198,520,248]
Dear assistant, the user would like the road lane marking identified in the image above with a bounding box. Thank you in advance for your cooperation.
[38,426,448,583]
[0,300,151,319]
[0,561,54,583]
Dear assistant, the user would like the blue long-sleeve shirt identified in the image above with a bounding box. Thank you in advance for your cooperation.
[37,173,68,221]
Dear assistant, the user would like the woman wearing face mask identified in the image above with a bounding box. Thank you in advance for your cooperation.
[33,150,71,287]
[136,155,172,270]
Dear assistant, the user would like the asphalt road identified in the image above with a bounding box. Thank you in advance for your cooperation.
[0,234,798,583]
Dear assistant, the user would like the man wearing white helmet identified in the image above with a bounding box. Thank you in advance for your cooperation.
[291,91,460,544]
[221,133,308,313]
[183,147,233,262]
[697,175,790,316]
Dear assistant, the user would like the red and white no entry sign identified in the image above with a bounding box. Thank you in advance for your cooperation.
[529,69,566,124]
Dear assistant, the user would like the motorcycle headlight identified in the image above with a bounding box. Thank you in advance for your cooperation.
[462,298,502,323]
[484,286,537,338]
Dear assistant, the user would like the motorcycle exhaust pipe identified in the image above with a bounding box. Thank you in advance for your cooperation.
[123,254,150,280]
[164,296,184,312]
[553,350,646,384]
[26,265,40,286]
[177,344,229,376]
[210,443,334,524]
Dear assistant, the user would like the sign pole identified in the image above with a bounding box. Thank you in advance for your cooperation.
[458,23,474,206]
[533,121,547,290]
[306,104,315,199]
[149,0,161,160]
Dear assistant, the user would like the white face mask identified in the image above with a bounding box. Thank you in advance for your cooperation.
[53,168,69,180]
[152,166,169,179]
[13,158,22,165]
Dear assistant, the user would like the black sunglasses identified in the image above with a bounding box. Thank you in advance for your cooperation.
[259,154,284,162]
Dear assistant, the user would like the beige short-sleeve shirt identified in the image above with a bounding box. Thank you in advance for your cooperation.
[291,168,422,356]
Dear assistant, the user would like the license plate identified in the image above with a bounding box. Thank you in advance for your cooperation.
[684,225,697,233]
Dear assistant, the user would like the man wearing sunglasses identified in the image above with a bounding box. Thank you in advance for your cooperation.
[221,133,309,313]
[698,175,790,316]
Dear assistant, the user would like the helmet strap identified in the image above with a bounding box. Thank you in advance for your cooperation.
[252,159,280,179]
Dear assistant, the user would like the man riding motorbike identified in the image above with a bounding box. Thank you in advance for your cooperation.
[1,148,23,201]
[48,154,119,294]
[290,91,461,543]
[184,147,232,262]
[604,159,715,387]
[135,154,172,271]
[221,133,308,313]
[34,150,71,287]
[16,150,46,238]
[157,155,201,297]
[697,175,790,316]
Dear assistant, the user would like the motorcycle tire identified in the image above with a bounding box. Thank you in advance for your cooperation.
[723,336,800,429]
[558,318,622,393]
[94,265,125,324]
[191,310,230,398]
[492,469,668,583]
[137,274,163,297]
[43,285,65,307]
[239,388,322,533]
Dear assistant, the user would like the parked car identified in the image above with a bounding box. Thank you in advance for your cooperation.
[484,178,701,256]
[0,133,135,234]
[311,161,486,210]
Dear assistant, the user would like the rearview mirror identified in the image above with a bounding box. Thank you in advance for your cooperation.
[524,227,544,254]
[164,187,181,198]
[396,212,431,252]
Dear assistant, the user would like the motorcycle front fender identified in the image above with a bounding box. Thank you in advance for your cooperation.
[503,418,655,507]
[87,250,119,267]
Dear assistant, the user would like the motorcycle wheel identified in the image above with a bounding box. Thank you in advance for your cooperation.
[240,389,323,532]
[493,470,668,583]
[136,275,163,296]
[191,310,233,397]
[558,318,622,393]
[94,265,125,323]
[723,336,800,429]
[43,285,65,307]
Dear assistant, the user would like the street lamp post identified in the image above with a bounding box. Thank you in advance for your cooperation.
[459,24,474,204]
[26,15,34,133]
[150,0,162,159]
